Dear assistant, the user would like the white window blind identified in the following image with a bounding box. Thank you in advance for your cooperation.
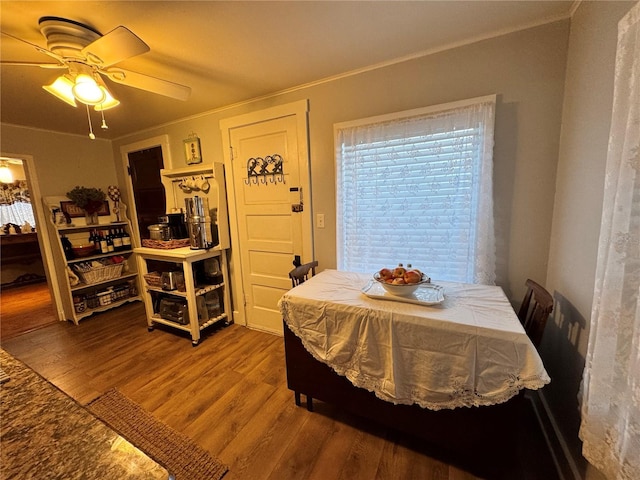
[335,95,496,284]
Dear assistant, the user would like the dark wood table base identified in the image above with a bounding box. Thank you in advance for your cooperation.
[283,321,527,479]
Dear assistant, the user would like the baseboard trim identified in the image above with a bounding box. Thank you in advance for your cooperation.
[0,273,46,289]
[529,390,583,480]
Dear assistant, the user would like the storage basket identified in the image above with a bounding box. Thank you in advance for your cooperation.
[143,272,163,288]
[86,294,100,309]
[74,263,124,285]
[97,290,113,306]
[112,284,130,300]
[142,238,190,249]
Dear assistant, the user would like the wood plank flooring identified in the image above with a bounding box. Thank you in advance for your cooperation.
[0,282,57,341]
[1,302,559,480]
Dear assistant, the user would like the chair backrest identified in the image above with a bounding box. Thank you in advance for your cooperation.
[517,279,554,348]
[289,261,318,288]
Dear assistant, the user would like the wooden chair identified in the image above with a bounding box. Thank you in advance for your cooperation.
[288,260,318,288]
[517,279,554,348]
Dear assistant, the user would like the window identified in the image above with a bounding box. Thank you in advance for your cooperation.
[0,180,36,229]
[335,95,496,284]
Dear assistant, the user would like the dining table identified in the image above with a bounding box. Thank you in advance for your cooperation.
[278,269,551,477]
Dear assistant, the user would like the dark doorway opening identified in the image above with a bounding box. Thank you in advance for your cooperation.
[128,146,166,239]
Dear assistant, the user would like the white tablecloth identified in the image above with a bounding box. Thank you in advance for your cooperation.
[278,270,550,410]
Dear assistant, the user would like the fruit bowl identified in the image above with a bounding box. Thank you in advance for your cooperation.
[373,267,430,297]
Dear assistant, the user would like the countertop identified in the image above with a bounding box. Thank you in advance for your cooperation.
[0,349,169,480]
[134,245,222,261]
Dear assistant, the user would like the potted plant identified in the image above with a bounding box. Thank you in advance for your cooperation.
[66,186,106,225]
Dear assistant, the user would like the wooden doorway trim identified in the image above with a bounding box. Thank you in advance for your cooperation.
[0,152,64,320]
[220,100,312,328]
[119,135,172,246]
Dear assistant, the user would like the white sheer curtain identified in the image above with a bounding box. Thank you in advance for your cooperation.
[0,180,36,228]
[335,96,496,284]
[579,2,640,478]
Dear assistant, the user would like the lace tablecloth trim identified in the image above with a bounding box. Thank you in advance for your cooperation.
[282,308,549,411]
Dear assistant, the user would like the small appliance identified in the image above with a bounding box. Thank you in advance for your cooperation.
[148,223,169,240]
[185,196,218,249]
[158,213,188,240]
[196,290,222,324]
[161,271,185,291]
[158,297,189,324]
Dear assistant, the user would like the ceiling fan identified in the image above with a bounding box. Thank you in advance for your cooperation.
[1,16,191,116]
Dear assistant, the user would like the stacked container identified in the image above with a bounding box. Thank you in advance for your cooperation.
[184,195,219,249]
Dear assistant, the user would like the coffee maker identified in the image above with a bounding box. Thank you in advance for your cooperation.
[158,212,188,240]
[184,196,218,249]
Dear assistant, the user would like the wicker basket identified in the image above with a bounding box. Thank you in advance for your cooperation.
[75,263,124,285]
[143,272,163,288]
[142,238,191,249]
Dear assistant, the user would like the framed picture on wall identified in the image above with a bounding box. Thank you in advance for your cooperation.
[60,200,110,218]
[184,136,202,165]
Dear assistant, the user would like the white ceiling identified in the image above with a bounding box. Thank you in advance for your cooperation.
[0,1,575,140]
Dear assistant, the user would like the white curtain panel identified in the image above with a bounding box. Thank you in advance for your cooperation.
[0,180,35,228]
[0,202,36,228]
[580,2,640,478]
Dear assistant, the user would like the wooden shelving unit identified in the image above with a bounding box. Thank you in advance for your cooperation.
[43,196,141,324]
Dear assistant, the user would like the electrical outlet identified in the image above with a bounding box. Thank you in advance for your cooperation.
[317,214,325,228]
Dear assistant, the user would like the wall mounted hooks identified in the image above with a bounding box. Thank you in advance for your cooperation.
[244,154,285,186]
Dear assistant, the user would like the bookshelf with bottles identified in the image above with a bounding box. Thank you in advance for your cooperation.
[43,196,141,325]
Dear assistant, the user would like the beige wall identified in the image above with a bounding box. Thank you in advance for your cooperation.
[114,20,570,304]
[544,1,637,478]
[0,127,115,294]
[0,125,117,198]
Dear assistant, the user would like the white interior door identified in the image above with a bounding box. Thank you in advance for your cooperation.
[221,101,312,334]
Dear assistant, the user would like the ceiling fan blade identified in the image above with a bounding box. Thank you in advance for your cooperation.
[1,31,65,63]
[0,61,65,69]
[82,26,149,68]
[103,68,191,101]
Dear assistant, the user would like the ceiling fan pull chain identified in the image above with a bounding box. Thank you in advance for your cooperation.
[100,108,108,130]
[86,104,95,140]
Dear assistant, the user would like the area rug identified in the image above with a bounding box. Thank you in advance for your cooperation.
[88,388,228,480]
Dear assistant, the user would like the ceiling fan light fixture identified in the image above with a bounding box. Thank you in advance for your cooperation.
[9,16,191,138]
[43,75,77,107]
[94,83,120,111]
[72,73,106,105]
[94,89,120,111]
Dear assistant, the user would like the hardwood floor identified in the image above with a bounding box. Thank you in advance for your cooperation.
[1,303,559,480]
[0,281,57,341]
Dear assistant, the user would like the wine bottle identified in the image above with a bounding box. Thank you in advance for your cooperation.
[112,228,123,251]
[99,230,108,254]
[106,229,115,252]
[121,228,132,249]
[61,234,75,260]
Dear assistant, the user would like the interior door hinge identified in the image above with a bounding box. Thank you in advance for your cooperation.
[229,146,234,161]
[127,166,131,176]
